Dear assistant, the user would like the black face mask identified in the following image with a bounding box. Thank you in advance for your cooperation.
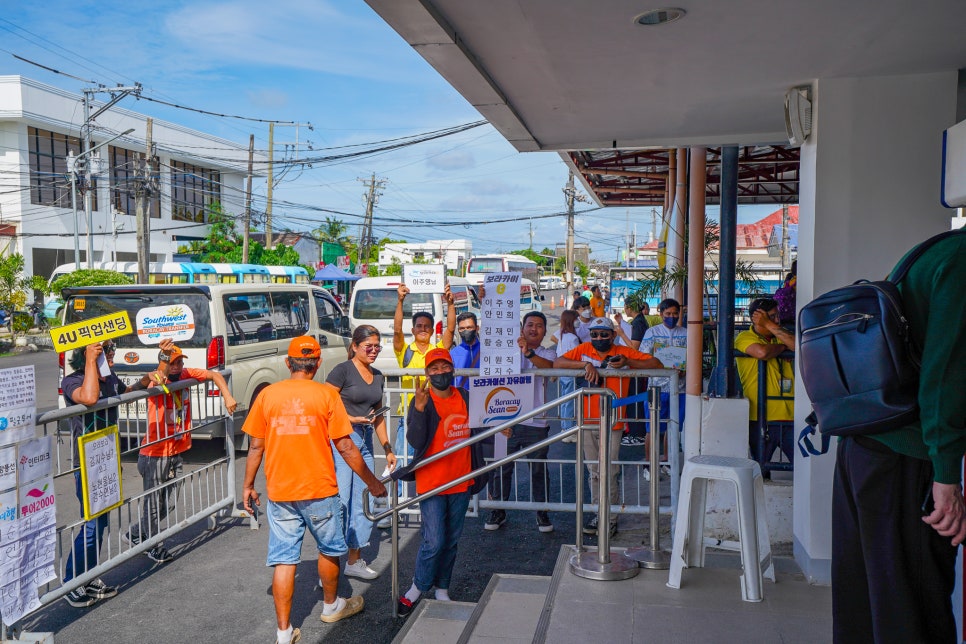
[459,329,478,345]
[429,372,454,391]
[591,339,613,353]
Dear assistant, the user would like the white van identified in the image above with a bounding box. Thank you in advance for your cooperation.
[347,275,480,370]
[59,283,351,441]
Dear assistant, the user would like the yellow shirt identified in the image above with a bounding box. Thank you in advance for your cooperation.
[395,340,444,413]
[734,329,794,422]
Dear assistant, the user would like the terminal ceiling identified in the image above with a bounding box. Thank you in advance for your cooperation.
[365,0,966,206]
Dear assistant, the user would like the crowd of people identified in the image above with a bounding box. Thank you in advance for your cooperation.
[59,275,808,642]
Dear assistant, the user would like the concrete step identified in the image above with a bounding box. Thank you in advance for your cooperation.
[392,600,476,644]
[456,574,552,644]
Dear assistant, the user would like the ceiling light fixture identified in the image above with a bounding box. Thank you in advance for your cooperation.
[634,8,686,26]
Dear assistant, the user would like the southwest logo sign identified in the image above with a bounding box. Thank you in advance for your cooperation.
[482,387,523,425]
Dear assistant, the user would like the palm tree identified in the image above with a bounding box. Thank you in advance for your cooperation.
[314,217,352,263]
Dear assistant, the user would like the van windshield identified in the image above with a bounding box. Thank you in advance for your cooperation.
[353,289,434,320]
[64,292,213,349]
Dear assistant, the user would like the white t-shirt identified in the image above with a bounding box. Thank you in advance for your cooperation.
[521,345,557,428]
[615,319,633,346]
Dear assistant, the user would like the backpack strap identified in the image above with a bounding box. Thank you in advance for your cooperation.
[402,344,415,368]
[889,229,965,283]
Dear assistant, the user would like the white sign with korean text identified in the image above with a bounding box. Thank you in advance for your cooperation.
[17,435,53,486]
[79,426,123,520]
[1,475,56,626]
[0,366,35,447]
[0,446,15,492]
[480,272,521,376]
[468,374,536,428]
[403,264,446,294]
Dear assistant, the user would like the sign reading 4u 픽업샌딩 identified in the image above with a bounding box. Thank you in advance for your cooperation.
[51,310,134,354]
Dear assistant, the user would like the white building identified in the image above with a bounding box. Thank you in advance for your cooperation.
[378,238,471,273]
[0,76,254,280]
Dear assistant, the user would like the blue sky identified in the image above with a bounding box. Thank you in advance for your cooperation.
[1,1,777,261]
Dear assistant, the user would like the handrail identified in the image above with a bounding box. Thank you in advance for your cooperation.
[363,386,620,616]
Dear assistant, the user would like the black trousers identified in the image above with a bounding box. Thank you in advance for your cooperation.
[832,435,958,644]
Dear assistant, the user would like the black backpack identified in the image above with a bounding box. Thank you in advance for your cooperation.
[798,230,963,436]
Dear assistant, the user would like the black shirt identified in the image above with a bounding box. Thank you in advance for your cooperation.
[325,360,385,419]
[631,313,650,344]
[61,368,127,467]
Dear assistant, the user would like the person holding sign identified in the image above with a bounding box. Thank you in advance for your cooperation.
[638,298,687,479]
[483,311,557,534]
[60,340,125,608]
[392,348,488,616]
[122,338,236,564]
[553,317,662,537]
[325,325,396,580]
[392,282,456,479]
[242,337,387,642]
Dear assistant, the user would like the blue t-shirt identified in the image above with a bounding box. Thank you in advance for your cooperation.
[449,339,480,390]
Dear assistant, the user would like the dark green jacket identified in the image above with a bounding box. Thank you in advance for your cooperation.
[871,233,966,483]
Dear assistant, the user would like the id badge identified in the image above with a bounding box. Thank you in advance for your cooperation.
[781,378,793,394]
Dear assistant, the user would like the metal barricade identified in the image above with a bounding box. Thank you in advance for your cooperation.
[2,371,254,635]
[364,368,682,614]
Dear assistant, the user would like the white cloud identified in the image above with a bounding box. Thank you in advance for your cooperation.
[425,149,476,171]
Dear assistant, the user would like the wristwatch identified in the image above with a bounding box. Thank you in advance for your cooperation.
[524,349,536,360]
[382,442,393,454]
[159,352,171,363]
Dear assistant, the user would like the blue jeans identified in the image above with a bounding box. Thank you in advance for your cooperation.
[64,471,109,582]
[413,491,470,592]
[558,377,575,430]
[265,495,346,565]
[334,423,374,550]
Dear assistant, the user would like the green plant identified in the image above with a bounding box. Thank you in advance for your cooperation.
[11,312,33,335]
[50,269,135,295]
[0,253,49,319]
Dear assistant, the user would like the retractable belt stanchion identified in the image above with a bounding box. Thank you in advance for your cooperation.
[569,387,639,581]
[625,385,671,568]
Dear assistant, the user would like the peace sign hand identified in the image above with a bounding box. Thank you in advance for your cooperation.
[413,376,431,412]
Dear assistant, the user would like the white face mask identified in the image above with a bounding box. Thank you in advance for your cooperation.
[578,309,592,320]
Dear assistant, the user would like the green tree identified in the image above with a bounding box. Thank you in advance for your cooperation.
[574,261,590,281]
[50,269,134,295]
[0,254,48,313]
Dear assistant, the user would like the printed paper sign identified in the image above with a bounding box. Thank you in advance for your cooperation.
[0,366,36,447]
[78,425,123,520]
[0,447,15,492]
[609,280,639,309]
[17,435,53,486]
[51,311,133,353]
[654,345,687,371]
[1,476,56,626]
[0,488,15,524]
[136,305,196,344]
[480,272,521,376]
[468,375,536,428]
[403,264,446,294]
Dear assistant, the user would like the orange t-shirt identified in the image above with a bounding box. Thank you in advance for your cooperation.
[242,380,353,502]
[562,343,656,430]
[416,388,472,495]
[141,367,207,457]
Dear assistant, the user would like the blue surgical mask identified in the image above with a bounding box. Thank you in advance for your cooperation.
[662,316,679,329]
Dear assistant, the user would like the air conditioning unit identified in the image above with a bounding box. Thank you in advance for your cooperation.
[784,85,812,147]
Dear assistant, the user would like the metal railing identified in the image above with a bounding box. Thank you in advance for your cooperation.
[1,371,254,636]
[363,368,682,614]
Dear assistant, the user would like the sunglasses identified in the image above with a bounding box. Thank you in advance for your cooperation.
[361,344,382,353]
[589,331,612,339]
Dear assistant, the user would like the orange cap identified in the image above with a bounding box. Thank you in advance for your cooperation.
[160,344,185,362]
[424,347,453,367]
[288,336,321,359]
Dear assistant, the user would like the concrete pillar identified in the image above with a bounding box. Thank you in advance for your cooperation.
[794,71,958,583]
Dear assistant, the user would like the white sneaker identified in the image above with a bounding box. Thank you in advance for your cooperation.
[642,466,651,482]
[344,559,379,580]
[660,465,671,478]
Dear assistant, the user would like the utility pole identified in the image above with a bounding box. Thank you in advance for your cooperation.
[82,83,142,267]
[563,171,576,306]
[358,174,385,275]
[135,118,154,284]
[243,134,254,263]
[265,122,274,249]
[529,218,534,250]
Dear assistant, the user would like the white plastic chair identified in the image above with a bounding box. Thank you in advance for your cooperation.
[666,455,775,602]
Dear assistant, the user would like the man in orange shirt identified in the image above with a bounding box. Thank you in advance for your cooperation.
[123,338,236,564]
[393,348,488,616]
[589,285,607,318]
[243,336,387,644]
[554,317,662,537]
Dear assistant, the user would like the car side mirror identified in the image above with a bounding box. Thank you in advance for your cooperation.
[340,315,350,336]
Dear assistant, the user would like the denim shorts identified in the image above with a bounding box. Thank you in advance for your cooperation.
[266,495,347,566]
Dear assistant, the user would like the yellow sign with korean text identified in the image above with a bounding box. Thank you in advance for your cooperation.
[78,425,124,521]
[50,311,133,353]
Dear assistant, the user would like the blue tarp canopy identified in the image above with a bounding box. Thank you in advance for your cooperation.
[312,264,360,281]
